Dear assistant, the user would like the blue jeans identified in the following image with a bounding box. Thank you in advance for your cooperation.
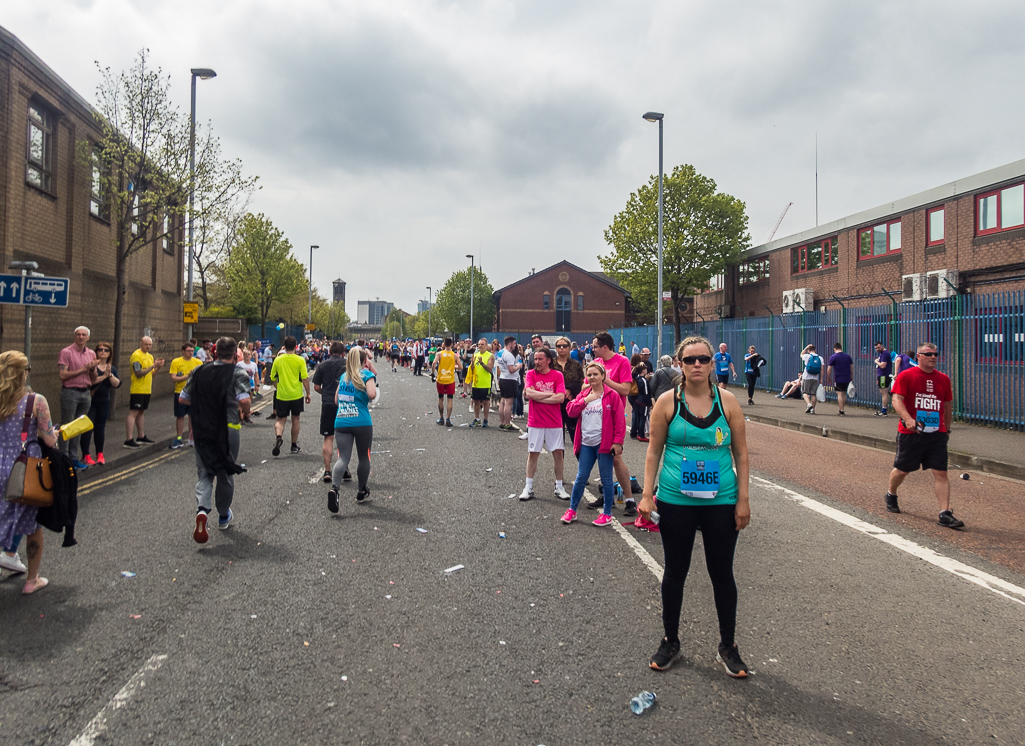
[570,444,615,514]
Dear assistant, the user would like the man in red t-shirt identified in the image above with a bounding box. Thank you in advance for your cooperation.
[519,347,567,501]
[885,342,964,529]
[592,332,638,514]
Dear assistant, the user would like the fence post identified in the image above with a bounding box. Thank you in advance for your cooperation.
[881,287,900,352]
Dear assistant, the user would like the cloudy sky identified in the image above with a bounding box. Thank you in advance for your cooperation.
[6,1,1025,317]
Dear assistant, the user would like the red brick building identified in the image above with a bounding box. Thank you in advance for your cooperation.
[493,261,630,337]
[696,159,1025,317]
[0,26,185,409]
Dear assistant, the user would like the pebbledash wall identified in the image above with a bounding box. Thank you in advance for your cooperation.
[696,159,1025,320]
[0,26,185,412]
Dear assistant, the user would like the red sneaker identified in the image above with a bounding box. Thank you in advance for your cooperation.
[96,453,105,465]
[193,511,209,544]
[83,455,96,466]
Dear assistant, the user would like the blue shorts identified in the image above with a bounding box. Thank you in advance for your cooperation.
[173,393,189,418]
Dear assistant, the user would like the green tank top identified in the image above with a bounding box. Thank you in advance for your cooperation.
[657,386,738,506]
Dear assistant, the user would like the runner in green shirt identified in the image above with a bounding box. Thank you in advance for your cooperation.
[270,336,311,456]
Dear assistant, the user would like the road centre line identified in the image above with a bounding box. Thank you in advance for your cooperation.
[751,475,1025,608]
[68,654,168,746]
[582,487,664,582]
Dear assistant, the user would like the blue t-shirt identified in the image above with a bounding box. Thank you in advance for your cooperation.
[334,369,376,429]
[828,352,853,383]
[713,352,732,375]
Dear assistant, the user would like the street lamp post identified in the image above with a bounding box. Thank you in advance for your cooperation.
[308,245,319,329]
[643,111,664,359]
[426,286,432,339]
[466,254,475,343]
[188,68,217,342]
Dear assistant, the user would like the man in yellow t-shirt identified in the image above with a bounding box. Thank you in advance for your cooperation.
[169,342,204,449]
[269,335,311,457]
[431,337,463,427]
[125,335,165,448]
[469,337,495,427]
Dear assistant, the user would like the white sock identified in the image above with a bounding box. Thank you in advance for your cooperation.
[525,477,534,490]
[555,480,564,490]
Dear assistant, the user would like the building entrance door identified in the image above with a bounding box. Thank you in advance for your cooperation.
[555,288,571,332]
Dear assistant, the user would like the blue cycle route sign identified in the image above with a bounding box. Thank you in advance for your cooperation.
[0,274,70,307]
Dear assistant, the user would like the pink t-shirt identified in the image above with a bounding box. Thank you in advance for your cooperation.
[58,344,96,389]
[525,368,565,429]
[595,353,632,400]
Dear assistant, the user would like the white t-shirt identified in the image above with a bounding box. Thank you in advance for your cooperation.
[579,397,604,447]
[497,349,519,381]
[801,353,821,381]
[237,360,258,385]
[196,348,209,362]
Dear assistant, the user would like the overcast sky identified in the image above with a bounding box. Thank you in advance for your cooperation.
[6,1,1025,317]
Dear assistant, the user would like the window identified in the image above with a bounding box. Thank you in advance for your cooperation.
[927,206,944,246]
[542,292,549,310]
[976,183,1025,236]
[740,256,770,285]
[128,180,139,235]
[162,214,172,253]
[704,273,724,293]
[90,147,106,218]
[577,294,584,311]
[26,101,53,192]
[791,237,838,273]
[858,220,901,259]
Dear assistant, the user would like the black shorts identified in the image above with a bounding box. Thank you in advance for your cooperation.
[499,379,518,399]
[276,398,305,418]
[878,375,892,390]
[717,374,729,384]
[320,404,337,436]
[835,381,850,393]
[471,386,491,402]
[173,393,189,418]
[129,394,151,411]
[893,432,949,473]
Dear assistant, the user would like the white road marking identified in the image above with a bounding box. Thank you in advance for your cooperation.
[69,654,168,746]
[583,488,664,582]
[751,475,1025,607]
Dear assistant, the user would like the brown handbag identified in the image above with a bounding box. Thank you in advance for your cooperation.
[3,394,54,508]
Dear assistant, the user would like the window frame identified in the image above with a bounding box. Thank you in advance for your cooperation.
[26,100,54,193]
[926,206,944,246]
[542,292,550,310]
[858,219,902,260]
[790,236,838,274]
[89,145,108,219]
[576,293,584,311]
[976,183,1025,236]
[161,214,174,254]
[739,256,770,285]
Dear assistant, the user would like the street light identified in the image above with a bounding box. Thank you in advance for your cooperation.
[308,245,319,328]
[426,286,432,339]
[466,254,474,343]
[187,68,217,342]
[643,111,664,359]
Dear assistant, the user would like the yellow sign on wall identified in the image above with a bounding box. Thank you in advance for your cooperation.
[183,302,199,324]
[305,323,316,331]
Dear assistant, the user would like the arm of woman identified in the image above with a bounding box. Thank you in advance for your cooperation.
[638,393,671,520]
[565,390,589,418]
[34,394,59,448]
[610,390,626,446]
[722,390,750,530]
[109,366,121,387]
[365,378,377,400]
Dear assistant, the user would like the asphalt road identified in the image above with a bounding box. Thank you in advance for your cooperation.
[2,370,1023,745]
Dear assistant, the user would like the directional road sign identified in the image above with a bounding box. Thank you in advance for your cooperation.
[0,273,70,307]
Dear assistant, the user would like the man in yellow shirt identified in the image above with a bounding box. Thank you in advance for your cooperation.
[125,336,165,448]
[431,337,463,428]
[469,337,495,428]
[169,342,204,449]
[270,335,311,456]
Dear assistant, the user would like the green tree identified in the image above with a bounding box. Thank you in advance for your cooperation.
[600,164,749,343]
[434,268,495,340]
[85,49,256,361]
[224,213,307,336]
[380,308,408,341]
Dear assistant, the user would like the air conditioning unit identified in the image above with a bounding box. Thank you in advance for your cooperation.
[782,290,796,314]
[782,288,814,314]
[902,273,927,302]
[926,269,959,298]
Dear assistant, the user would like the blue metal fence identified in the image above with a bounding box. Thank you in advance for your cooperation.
[610,289,1025,431]
[247,323,309,347]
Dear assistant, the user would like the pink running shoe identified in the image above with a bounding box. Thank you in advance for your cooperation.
[592,513,614,527]
[633,516,660,532]
[83,455,96,466]
[560,509,577,524]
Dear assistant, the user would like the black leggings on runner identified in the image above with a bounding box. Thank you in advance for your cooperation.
[658,501,740,645]
[746,373,757,400]
[333,426,373,491]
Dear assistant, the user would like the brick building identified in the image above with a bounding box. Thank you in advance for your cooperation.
[493,260,631,337]
[696,159,1025,318]
[0,26,185,409]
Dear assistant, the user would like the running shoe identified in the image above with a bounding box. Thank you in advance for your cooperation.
[560,509,577,524]
[436,418,445,425]
[170,437,184,450]
[123,439,141,449]
[328,488,339,514]
[717,642,749,678]
[838,410,846,416]
[585,494,602,510]
[554,486,571,500]
[356,487,371,503]
[96,453,105,465]
[592,513,614,527]
[217,509,233,530]
[72,460,88,471]
[266,410,278,419]
[137,436,156,444]
[747,399,754,405]
[938,510,965,529]
[481,420,489,428]
[469,419,480,428]
[650,637,681,671]
[805,405,813,414]
[272,435,283,456]
[343,470,352,482]
[0,551,27,573]
[323,470,331,483]
[83,455,96,466]
[193,510,209,543]
[518,486,535,501]
[638,436,650,442]
[290,443,301,454]
[623,499,637,517]
[445,419,453,428]
[875,410,888,416]
[885,492,901,513]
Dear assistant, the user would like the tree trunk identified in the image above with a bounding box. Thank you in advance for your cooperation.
[113,250,128,374]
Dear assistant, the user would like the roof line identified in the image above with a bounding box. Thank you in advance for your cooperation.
[493,259,626,295]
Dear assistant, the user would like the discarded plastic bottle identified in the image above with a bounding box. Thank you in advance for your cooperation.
[629,690,657,715]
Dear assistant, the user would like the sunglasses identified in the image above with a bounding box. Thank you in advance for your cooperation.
[681,355,713,365]
[555,344,569,349]
[97,348,111,352]
[918,351,938,357]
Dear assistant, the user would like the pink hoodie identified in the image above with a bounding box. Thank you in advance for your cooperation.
[566,384,626,458]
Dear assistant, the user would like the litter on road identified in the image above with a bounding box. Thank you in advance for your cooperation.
[498,532,506,538]
[120,571,136,577]
[444,564,465,574]
[416,528,428,533]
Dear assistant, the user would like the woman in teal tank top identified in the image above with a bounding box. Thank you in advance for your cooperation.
[639,336,751,677]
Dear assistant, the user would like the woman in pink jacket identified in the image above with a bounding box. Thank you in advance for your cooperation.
[561,362,626,526]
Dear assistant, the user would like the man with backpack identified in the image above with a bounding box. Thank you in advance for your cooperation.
[800,344,823,414]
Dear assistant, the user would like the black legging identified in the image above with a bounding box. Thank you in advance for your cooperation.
[332,425,373,491]
[746,373,758,400]
[80,397,111,457]
[658,501,740,645]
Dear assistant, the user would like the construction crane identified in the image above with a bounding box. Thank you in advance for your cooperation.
[765,202,793,243]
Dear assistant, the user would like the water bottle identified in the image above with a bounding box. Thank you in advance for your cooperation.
[629,690,657,715]
[650,511,660,525]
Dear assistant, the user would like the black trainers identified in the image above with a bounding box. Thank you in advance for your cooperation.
[885,492,901,513]
[747,398,754,405]
[649,637,681,671]
[136,435,155,444]
[938,510,965,529]
[290,443,301,454]
[623,499,637,517]
[356,487,371,503]
[272,435,283,457]
[585,494,602,510]
[445,419,453,428]
[123,439,141,449]
[327,488,339,514]
[342,470,352,482]
[323,470,331,483]
[436,418,445,425]
[717,642,749,678]
[265,410,277,419]
[805,405,813,414]
[875,410,888,417]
